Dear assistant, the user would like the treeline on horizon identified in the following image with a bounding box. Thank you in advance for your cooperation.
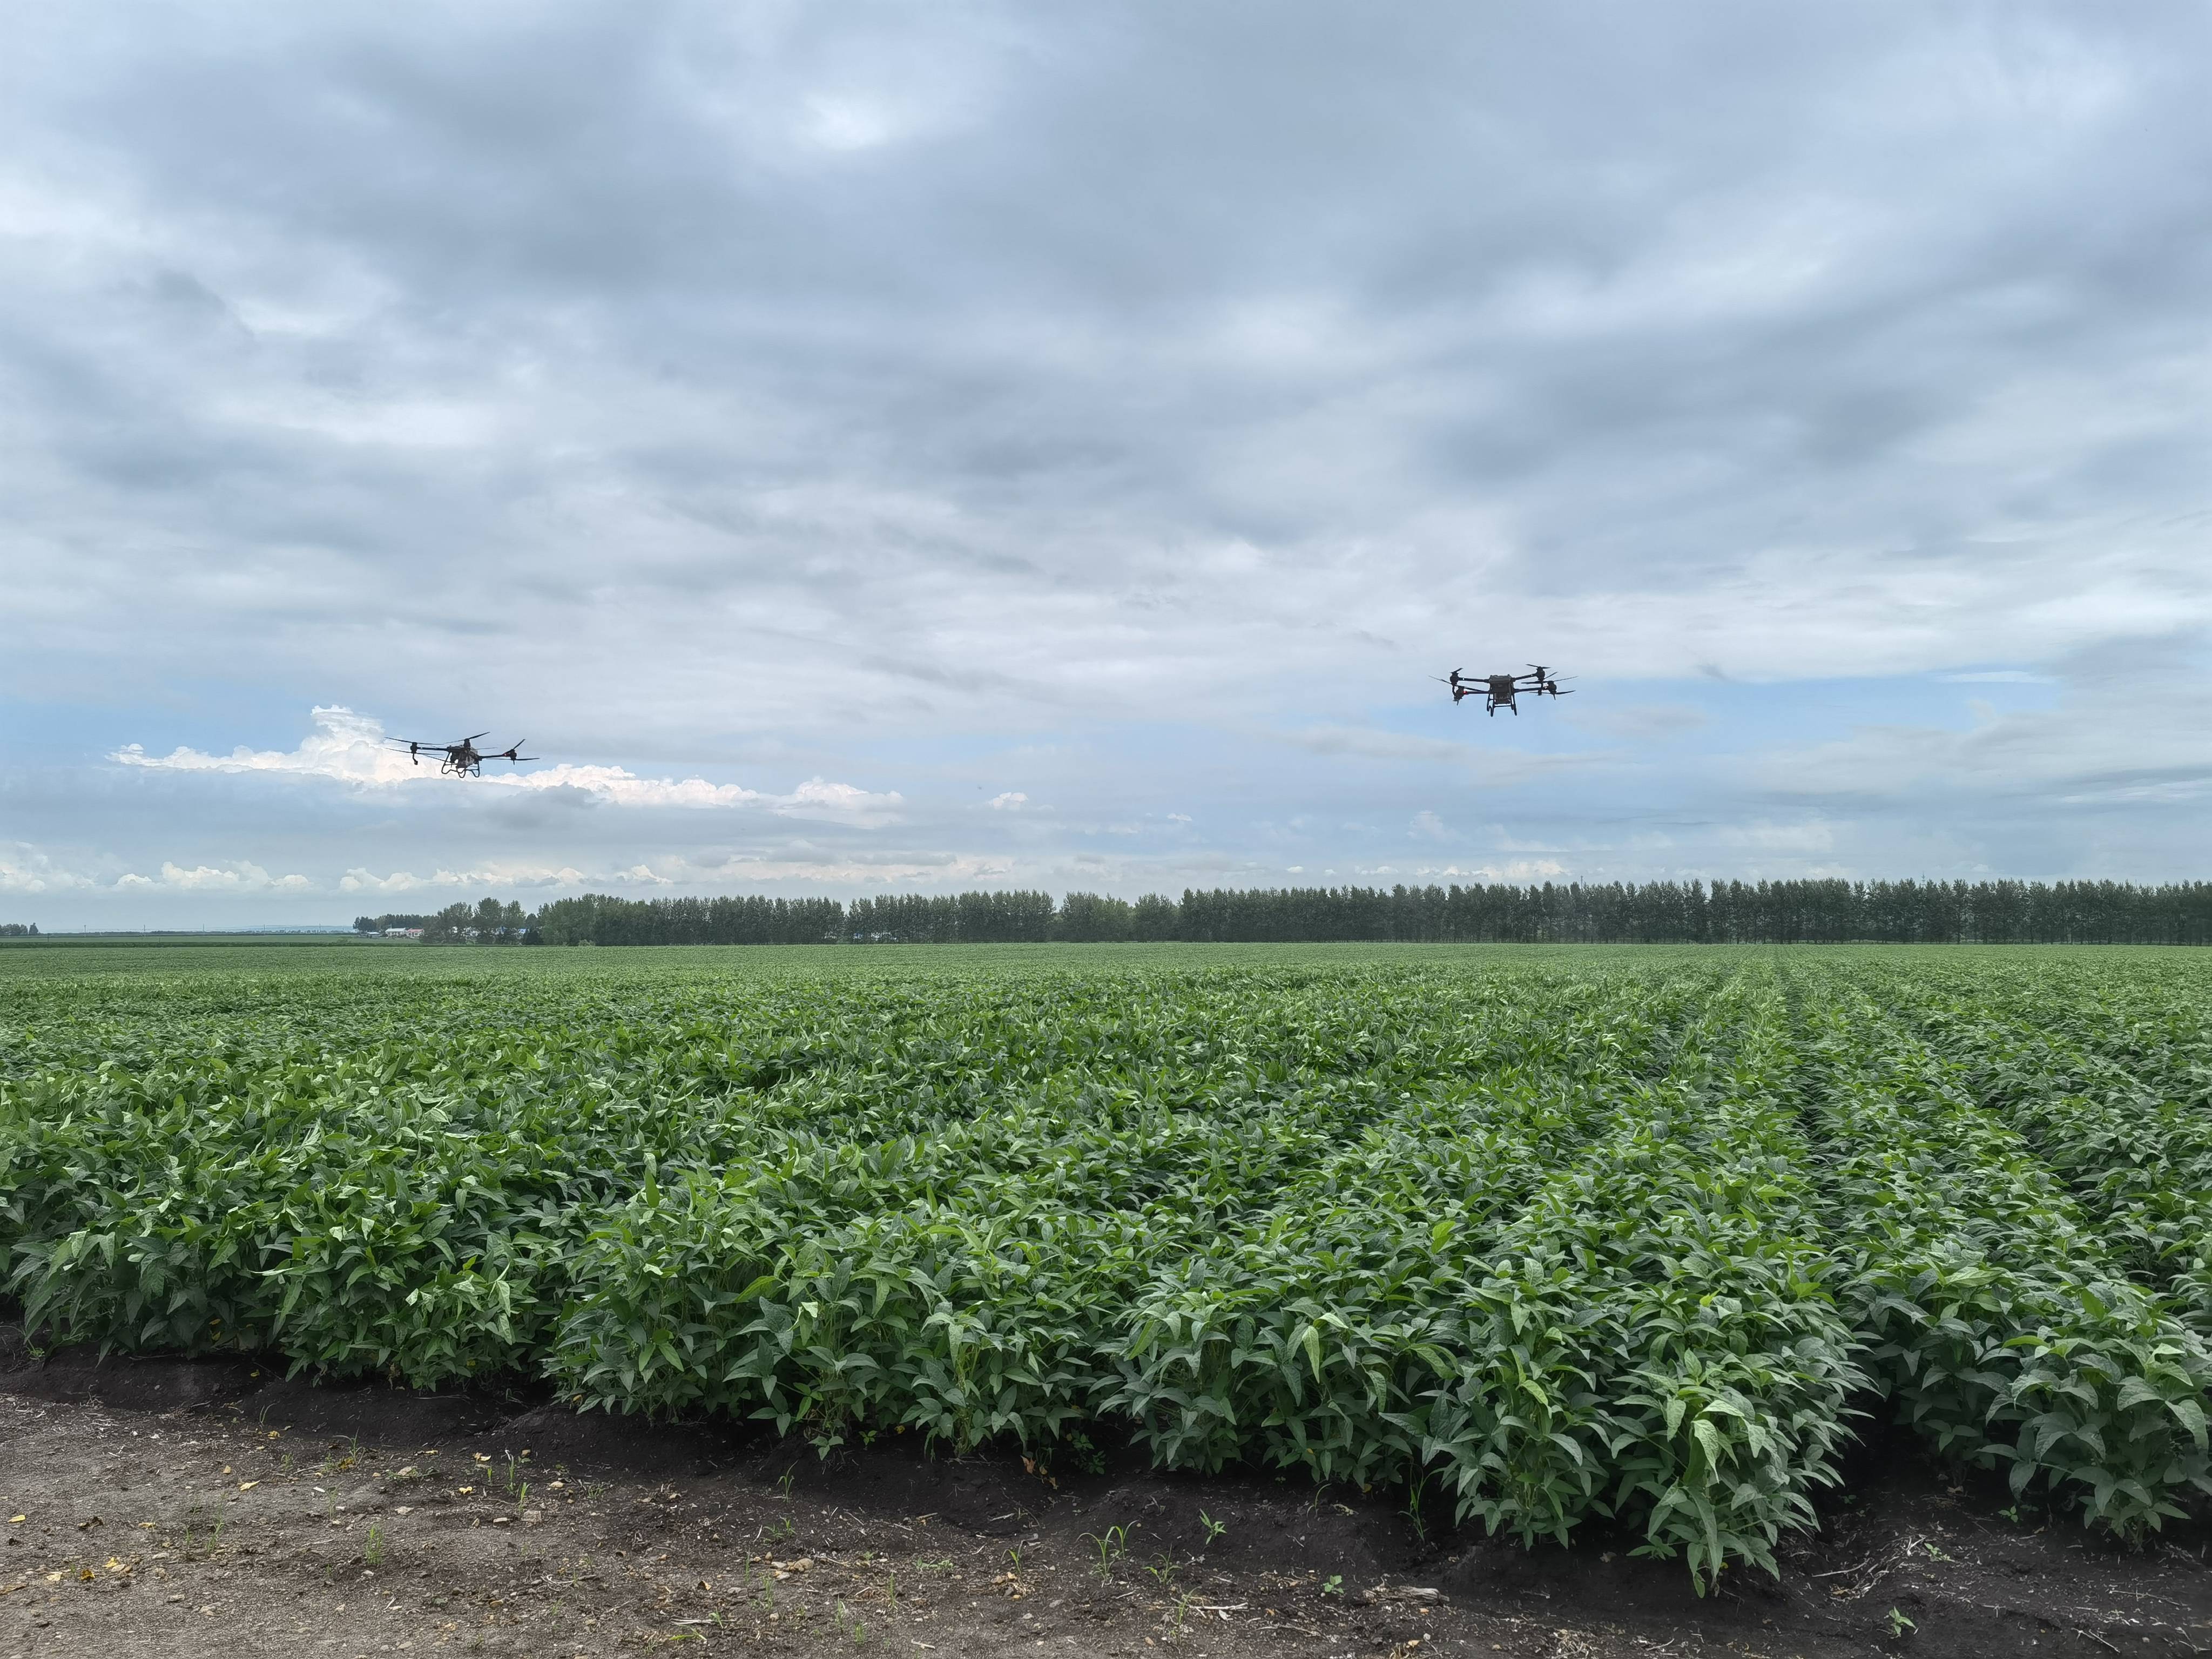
[353,901,530,943]
[503,879,2212,947]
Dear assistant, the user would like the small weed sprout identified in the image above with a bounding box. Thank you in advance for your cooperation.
[363,1521,385,1567]
[833,1599,868,1645]
[1321,1574,1345,1598]
[1887,1607,1916,1637]
[1081,1523,1131,1583]
[1198,1510,1226,1548]
[1403,1468,1432,1546]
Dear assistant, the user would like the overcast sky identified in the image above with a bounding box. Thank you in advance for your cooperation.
[4,1,2209,925]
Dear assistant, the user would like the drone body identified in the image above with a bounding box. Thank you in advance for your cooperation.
[1439,665,1573,716]
[389,732,538,777]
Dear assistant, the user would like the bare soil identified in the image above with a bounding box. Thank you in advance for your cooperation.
[3,1326,2209,1659]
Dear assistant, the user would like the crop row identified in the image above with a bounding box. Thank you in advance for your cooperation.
[1793,969,2212,1534]
[2,963,1671,1382]
[1842,961,2212,1328]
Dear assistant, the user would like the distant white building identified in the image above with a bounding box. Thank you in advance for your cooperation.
[385,927,424,938]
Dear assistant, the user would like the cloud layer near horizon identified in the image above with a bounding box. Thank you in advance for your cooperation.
[3,1,2208,922]
[114,705,904,821]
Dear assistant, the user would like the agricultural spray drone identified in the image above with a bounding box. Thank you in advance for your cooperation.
[1438,665,1574,716]
[388,732,538,777]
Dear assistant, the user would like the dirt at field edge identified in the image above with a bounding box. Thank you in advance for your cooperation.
[4,1330,2210,1658]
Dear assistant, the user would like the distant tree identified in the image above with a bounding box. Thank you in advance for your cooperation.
[421,901,475,943]
[1056,893,1134,943]
[1123,895,1174,941]
[535,895,602,946]
[404,897,538,943]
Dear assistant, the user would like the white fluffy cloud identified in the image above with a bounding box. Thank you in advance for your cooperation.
[339,864,588,894]
[115,707,903,823]
[114,707,414,786]
[0,846,99,894]
[114,860,312,892]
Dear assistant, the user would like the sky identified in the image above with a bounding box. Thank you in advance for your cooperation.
[4,1,2209,926]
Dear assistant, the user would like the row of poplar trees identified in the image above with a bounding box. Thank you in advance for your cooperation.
[517,879,2212,946]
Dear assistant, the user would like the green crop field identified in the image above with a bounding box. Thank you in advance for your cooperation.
[4,940,2210,1589]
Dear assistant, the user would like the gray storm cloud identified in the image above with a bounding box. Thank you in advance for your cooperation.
[1,1,2207,920]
